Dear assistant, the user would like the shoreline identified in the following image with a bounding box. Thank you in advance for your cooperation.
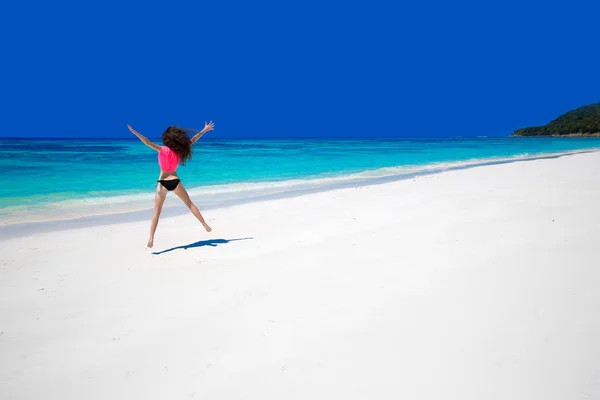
[2,148,598,240]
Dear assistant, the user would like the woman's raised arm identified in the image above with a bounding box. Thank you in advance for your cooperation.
[127,124,161,151]
[190,121,215,144]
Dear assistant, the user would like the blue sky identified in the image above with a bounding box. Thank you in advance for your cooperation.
[1,1,598,138]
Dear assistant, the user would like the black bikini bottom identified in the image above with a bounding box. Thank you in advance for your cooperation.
[158,179,180,191]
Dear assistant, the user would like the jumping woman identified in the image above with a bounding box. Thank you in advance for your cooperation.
[127,122,215,248]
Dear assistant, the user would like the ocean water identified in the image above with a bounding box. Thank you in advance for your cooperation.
[2,137,600,224]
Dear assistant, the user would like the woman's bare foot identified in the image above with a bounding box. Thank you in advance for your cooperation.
[147,239,154,248]
[203,224,212,232]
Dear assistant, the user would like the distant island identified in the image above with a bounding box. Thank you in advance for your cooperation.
[512,102,600,137]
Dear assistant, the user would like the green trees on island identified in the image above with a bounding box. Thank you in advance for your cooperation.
[512,102,600,136]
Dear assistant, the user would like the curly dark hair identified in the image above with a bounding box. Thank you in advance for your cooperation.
[161,126,194,165]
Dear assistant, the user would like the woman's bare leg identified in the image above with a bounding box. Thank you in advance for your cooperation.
[148,183,168,248]
[173,183,212,232]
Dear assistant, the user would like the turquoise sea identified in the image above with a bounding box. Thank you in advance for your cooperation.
[2,137,600,225]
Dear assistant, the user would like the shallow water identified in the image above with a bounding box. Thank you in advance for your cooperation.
[2,137,600,224]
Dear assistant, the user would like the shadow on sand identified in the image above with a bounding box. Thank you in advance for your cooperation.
[152,237,253,255]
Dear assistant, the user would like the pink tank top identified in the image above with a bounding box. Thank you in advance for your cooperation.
[158,146,180,172]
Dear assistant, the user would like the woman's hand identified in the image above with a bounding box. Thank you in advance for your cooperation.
[203,121,215,132]
[127,124,137,135]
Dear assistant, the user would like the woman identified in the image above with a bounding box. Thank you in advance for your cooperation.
[127,122,214,248]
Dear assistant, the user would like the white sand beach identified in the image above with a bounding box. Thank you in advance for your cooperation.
[1,152,599,399]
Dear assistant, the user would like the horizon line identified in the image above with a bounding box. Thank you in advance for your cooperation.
[0,135,515,140]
